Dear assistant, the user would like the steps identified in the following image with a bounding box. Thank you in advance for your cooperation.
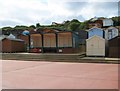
[1,53,119,64]
[2,53,85,61]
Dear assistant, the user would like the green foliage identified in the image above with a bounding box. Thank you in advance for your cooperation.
[2,27,13,31]
[1,16,120,35]
[36,23,41,28]
[14,25,29,30]
[111,16,120,26]
[79,21,88,30]
[71,19,80,23]
[2,27,14,35]
[29,25,36,29]
[68,22,80,31]
[64,19,81,31]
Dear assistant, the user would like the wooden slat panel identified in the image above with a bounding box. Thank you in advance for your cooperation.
[43,33,56,47]
[31,34,42,47]
[58,32,72,47]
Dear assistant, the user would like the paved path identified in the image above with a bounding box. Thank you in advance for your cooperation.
[2,60,119,89]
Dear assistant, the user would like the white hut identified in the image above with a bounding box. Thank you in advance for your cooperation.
[86,35,105,56]
[105,27,119,40]
[87,26,104,38]
[103,18,113,27]
[7,34,16,39]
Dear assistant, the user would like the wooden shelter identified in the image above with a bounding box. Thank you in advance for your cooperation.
[76,30,88,45]
[87,17,113,29]
[108,36,120,58]
[88,27,104,38]
[86,35,105,56]
[17,34,29,51]
[1,36,25,53]
[105,27,119,40]
[29,29,79,53]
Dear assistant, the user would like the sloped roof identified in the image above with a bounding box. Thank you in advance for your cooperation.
[6,38,24,41]
[30,28,60,34]
[0,34,24,42]
[87,26,103,31]
[90,17,105,22]
[105,26,118,31]
[86,35,105,41]
[7,34,16,39]
[41,28,59,33]
[0,35,8,41]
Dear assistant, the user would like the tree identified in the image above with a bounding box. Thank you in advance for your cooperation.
[29,25,36,29]
[2,27,14,35]
[67,19,81,31]
[71,19,80,23]
[36,23,41,28]
[111,16,120,26]
[79,20,88,30]
[68,22,80,31]
[14,25,29,30]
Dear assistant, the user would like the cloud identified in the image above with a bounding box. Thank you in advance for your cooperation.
[0,0,119,27]
[118,1,120,16]
[65,2,118,19]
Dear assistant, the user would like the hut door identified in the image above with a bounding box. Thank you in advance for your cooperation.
[92,38,105,56]
[92,38,99,56]
[87,37,105,56]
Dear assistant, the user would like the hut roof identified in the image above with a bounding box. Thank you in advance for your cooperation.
[86,35,105,41]
[0,35,8,41]
[0,34,24,42]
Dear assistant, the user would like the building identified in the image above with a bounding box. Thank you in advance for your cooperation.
[103,18,113,27]
[0,34,25,53]
[29,28,79,53]
[77,30,88,45]
[74,30,88,53]
[108,36,120,58]
[17,30,30,51]
[17,34,29,46]
[86,35,106,56]
[87,17,113,29]
[87,27,104,38]
[105,27,119,40]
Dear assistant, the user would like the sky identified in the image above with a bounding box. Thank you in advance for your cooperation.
[0,0,119,27]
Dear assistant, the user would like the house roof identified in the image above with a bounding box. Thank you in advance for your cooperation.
[0,35,8,41]
[105,26,118,31]
[86,35,105,41]
[5,38,24,42]
[116,26,120,36]
[30,28,60,34]
[7,34,16,39]
[108,35,120,41]
[0,34,24,42]
[87,26,103,31]
[42,28,59,33]
[89,17,105,22]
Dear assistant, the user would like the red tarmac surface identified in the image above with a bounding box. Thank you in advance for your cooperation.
[2,60,119,89]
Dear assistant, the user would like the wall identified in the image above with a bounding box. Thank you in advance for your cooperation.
[11,41,25,52]
[58,48,80,53]
[29,31,80,53]
[109,37,120,58]
[2,39,12,52]
[78,30,88,45]
[105,27,119,40]
[58,32,72,47]
[30,34,42,48]
[17,35,29,45]
[43,33,56,47]
[2,39,25,52]
[86,36,105,56]
[88,28,104,38]
[103,19,113,27]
